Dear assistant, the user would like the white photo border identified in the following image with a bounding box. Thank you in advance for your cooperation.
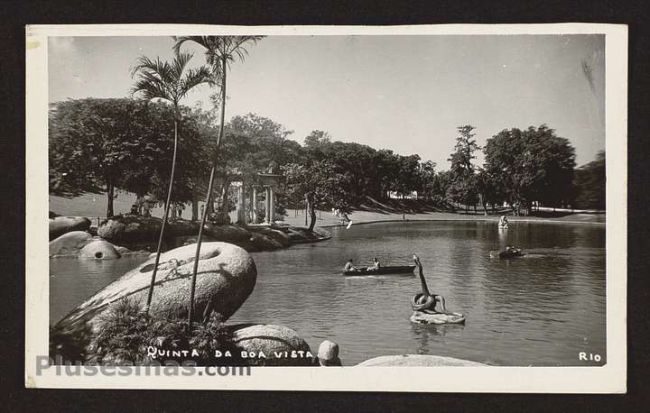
[25,23,627,392]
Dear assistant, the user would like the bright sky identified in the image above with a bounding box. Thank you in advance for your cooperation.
[49,34,605,167]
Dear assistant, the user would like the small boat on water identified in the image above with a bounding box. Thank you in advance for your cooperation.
[498,223,508,230]
[489,248,525,259]
[342,265,416,276]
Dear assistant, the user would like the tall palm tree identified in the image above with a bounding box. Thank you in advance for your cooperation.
[131,51,212,313]
[173,36,264,325]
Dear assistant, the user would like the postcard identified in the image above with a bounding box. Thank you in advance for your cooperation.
[26,23,627,392]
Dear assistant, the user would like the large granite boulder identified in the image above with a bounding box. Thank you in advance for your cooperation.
[98,216,164,243]
[167,219,201,237]
[78,239,121,260]
[49,216,91,240]
[228,324,314,366]
[49,231,93,257]
[97,216,201,243]
[356,354,486,367]
[249,233,284,250]
[253,228,290,247]
[317,340,342,366]
[55,242,257,334]
[170,234,218,249]
[204,224,252,243]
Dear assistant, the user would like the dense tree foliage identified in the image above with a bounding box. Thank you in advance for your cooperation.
[51,100,600,225]
[573,151,605,209]
[49,98,212,216]
[446,125,480,210]
[484,125,576,214]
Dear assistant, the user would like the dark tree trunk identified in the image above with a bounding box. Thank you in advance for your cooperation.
[191,195,198,221]
[306,193,316,232]
[106,182,115,218]
[220,179,231,214]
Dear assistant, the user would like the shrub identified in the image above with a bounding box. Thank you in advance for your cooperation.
[53,297,239,366]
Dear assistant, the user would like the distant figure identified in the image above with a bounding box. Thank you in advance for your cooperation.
[333,208,351,226]
[344,259,358,272]
[498,215,509,228]
[142,201,152,218]
[130,203,139,215]
[368,257,381,272]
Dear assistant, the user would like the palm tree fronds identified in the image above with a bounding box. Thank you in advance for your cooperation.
[131,51,210,109]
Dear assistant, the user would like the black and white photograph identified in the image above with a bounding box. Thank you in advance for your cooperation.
[25,24,627,392]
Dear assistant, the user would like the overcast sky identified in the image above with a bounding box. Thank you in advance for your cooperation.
[49,34,605,167]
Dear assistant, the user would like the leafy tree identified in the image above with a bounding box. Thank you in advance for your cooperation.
[573,151,605,209]
[215,114,301,215]
[395,154,422,198]
[484,125,576,214]
[475,168,505,214]
[303,130,332,156]
[49,98,208,216]
[283,161,350,231]
[446,125,480,210]
[418,160,437,200]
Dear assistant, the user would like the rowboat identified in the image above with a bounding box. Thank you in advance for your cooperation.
[342,265,416,276]
[489,248,525,259]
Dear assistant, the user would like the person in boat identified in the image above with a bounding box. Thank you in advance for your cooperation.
[344,259,358,272]
[501,245,522,257]
[498,215,509,227]
[367,257,381,272]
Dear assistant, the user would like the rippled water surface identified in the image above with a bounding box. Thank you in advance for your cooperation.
[50,221,606,366]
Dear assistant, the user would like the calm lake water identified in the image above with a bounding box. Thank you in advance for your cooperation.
[50,220,606,366]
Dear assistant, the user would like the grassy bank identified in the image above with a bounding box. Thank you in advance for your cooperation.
[282,205,605,229]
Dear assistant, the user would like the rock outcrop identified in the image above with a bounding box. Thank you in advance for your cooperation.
[317,340,342,366]
[356,354,486,367]
[55,242,257,334]
[49,231,94,257]
[97,216,165,243]
[254,228,290,247]
[49,216,91,240]
[78,239,121,260]
[228,324,314,366]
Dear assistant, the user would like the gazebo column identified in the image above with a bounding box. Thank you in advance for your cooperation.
[268,186,275,224]
[251,187,258,224]
[235,182,246,224]
[265,186,271,224]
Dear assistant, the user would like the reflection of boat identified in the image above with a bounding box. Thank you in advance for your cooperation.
[343,265,415,276]
[490,248,525,259]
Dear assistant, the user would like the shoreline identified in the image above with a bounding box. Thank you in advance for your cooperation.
[282,209,606,230]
